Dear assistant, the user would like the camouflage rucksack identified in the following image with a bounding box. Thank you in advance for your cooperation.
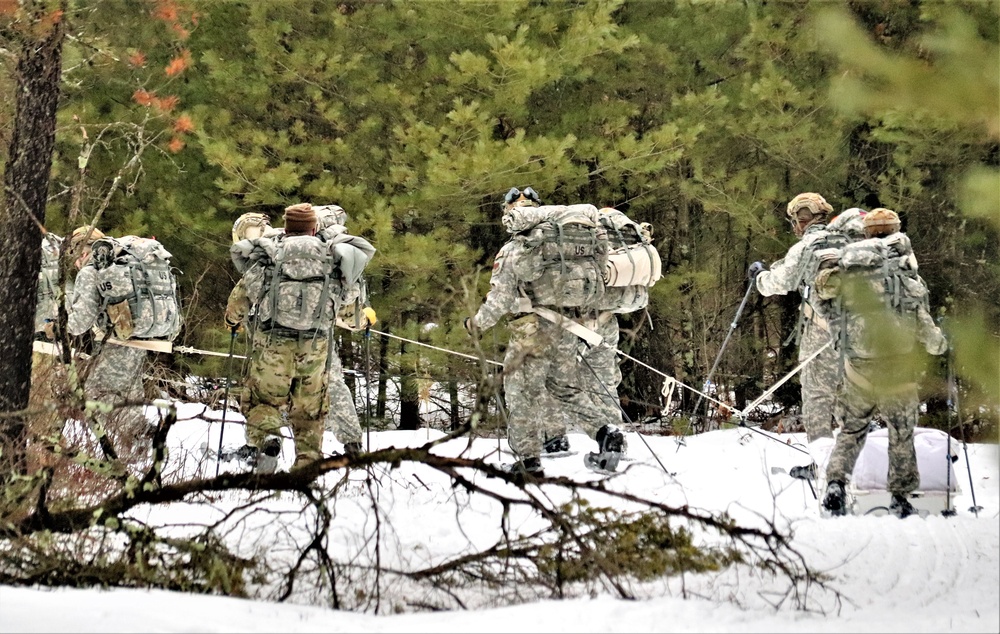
[814,232,930,358]
[90,235,182,341]
[242,233,341,335]
[35,233,64,332]
[793,209,867,296]
[504,204,609,310]
[594,207,661,314]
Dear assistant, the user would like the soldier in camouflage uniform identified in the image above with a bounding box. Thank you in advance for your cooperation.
[226,208,373,460]
[752,193,861,446]
[66,226,149,457]
[820,209,947,518]
[465,188,625,478]
[35,232,64,340]
[227,204,375,473]
[315,204,376,457]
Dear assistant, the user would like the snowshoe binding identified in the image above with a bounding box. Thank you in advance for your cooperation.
[500,456,545,485]
[253,437,282,474]
[889,493,918,519]
[584,424,625,473]
[542,435,572,457]
[821,480,848,517]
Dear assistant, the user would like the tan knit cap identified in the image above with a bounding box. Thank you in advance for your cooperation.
[283,203,317,234]
[786,193,834,219]
[864,208,901,237]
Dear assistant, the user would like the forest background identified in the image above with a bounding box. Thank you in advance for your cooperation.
[1,0,998,454]
[0,0,998,618]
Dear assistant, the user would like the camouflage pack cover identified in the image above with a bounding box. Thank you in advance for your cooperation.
[817,232,934,358]
[595,208,662,314]
[92,235,182,341]
[826,208,868,240]
[240,234,337,333]
[504,203,608,310]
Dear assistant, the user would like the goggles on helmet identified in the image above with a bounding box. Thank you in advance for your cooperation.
[504,187,540,205]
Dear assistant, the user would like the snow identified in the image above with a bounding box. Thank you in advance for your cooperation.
[1,400,997,633]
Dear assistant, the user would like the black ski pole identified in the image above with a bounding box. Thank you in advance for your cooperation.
[948,340,981,516]
[680,280,755,443]
[945,341,956,517]
[214,327,239,477]
[364,318,372,453]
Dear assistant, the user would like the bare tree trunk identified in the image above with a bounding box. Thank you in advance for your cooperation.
[397,340,421,430]
[376,331,388,421]
[448,379,460,431]
[0,1,67,478]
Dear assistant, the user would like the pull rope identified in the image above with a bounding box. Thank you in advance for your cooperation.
[368,328,503,367]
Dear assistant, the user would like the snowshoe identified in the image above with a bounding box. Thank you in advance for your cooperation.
[821,480,848,517]
[789,462,817,481]
[584,424,625,473]
[205,443,258,464]
[543,435,571,456]
[889,493,918,519]
[500,457,545,485]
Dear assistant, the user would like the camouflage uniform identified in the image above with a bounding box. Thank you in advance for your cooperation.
[226,264,365,453]
[67,262,149,441]
[35,234,63,335]
[825,231,947,499]
[755,223,840,442]
[472,241,615,460]
[244,334,329,462]
[549,313,622,441]
[325,342,363,444]
[228,210,375,466]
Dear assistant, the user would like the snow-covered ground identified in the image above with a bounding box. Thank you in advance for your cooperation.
[1,400,996,633]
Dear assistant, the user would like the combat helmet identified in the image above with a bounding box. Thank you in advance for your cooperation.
[786,192,834,237]
[231,212,271,243]
[863,208,901,238]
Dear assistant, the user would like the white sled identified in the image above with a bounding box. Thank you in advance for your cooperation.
[813,427,960,517]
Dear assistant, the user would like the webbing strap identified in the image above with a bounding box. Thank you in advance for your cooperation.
[514,297,603,346]
[741,339,834,415]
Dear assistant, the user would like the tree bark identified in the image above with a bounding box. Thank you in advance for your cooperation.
[0,1,67,478]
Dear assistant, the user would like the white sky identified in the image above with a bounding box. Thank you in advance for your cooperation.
[1,402,997,633]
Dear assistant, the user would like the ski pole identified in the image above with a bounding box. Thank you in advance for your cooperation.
[681,280,756,439]
[364,319,372,453]
[214,327,239,477]
[945,341,956,516]
[948,340,980,516]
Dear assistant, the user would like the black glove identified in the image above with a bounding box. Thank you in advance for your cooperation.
[747,261,765,281]
[463,317,475,336]
[224,318,243,335]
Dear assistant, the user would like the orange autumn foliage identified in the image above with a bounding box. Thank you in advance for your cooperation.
[167,137,185,153]
[164,50,191,77]
[132,89,154,107]
[173,115,195,134]
[154,95,180,112]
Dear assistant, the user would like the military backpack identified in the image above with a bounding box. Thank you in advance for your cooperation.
[504,204,609,310]
[91,235,182,341]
